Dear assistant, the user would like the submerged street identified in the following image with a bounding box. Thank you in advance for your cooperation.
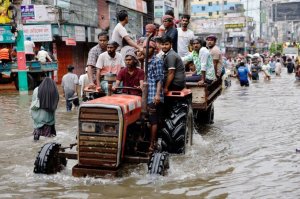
[1,72,300,198]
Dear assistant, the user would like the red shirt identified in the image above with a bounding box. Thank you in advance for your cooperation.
[117,67,144,94]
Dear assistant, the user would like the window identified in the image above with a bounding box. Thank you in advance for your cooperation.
[202,6,205,11]
[208,2,212,6]
[216,1,219,5]
[224,1,227,5]
[217,11,219,15]
[209,12,212,16]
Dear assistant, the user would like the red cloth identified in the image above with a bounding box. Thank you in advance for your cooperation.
[162,15,173,21]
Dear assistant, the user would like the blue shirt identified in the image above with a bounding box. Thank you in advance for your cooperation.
[237,66,249,81]
[147,55,164,104]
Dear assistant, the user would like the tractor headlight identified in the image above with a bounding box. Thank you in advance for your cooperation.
[81,122,96,133]
[103,124,117,134]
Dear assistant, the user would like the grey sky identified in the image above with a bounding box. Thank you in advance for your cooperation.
[241,0,261,37]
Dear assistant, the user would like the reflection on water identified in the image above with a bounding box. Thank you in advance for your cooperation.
[1,73,300,198]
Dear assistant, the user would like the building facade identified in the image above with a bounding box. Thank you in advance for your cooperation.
[190,0,255,56]
[153,0,190,24]
[191,0,243,18]
[9,0,155,83]
[260,0,300,44]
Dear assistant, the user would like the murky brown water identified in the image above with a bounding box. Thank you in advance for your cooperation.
[1,72,300,198]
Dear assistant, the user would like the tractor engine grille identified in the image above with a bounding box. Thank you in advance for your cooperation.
[78,107,120,168]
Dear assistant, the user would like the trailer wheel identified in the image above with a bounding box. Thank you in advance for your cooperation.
[195,104,214,125]
[33,142,66,174]
[160,101,188,154]
[148,152,169,175]
[14,73,35,90]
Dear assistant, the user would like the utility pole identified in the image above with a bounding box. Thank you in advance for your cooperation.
[221,0,225,53]
[244,0,248,55]
[16,25,28,94]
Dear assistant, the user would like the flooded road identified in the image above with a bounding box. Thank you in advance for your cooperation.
[1,72,300,198]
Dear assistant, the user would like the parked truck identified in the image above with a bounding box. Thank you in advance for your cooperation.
[0,61,57,90]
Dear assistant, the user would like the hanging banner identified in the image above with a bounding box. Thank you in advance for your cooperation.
[23,24,53,42]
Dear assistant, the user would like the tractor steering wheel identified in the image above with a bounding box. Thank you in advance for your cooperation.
[113,86,142,96]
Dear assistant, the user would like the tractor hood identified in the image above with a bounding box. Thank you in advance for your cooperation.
[83,94,142,114]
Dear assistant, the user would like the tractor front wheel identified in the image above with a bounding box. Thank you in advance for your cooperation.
[148,152,169,175]
[34,142,67,174]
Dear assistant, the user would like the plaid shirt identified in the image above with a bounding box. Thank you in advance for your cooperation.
[87,45,104,67]
[147,55,164,104]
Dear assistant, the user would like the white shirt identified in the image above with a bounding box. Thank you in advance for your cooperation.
[79,73,89,97]
[111,23,129,51]
[36,50,52,63]
[275,62,282,73]
[200,47,216,80]
[24,40,35,54]
[177,28,194,57]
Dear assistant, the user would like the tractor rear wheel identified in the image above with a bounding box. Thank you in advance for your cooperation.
[34,142,67,174]
[148,152,169,175]
[160,100,189,154]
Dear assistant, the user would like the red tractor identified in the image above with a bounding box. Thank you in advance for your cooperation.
[33,81,193,176]
[33,38,221,177]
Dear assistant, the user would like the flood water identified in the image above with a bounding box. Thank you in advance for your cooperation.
[1,72,300,198]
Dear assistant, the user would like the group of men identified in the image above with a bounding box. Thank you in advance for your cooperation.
[61,10,223,151]
[0,37,53,66]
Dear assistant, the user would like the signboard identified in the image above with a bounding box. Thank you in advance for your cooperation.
[65,38,76,46]
[61,25,75,41]
[229,31,246,37]
[225,24,244,29]
[21,5,35,20]
[0,26,15,43]
[273,2,300,22]
[23,24,52,42]
[75,26,85,41]
[190,18,222,34]
[119,0,147,13]
[22,5,52,23]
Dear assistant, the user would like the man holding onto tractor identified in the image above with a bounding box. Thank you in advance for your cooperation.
[160,35,186,93]
[143,39,164,152]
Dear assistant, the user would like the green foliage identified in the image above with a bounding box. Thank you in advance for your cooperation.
[269,43,283,54]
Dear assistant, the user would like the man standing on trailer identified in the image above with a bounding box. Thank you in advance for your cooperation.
[160,35,185,93]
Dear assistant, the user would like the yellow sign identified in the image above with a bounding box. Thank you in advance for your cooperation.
[0,0,12,24]
[225,24,244,29]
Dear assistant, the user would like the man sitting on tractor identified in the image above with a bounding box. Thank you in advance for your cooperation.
[143,39,164,152]
[112,51,144,95]
[95,40,124,94]
[160,35,186,93]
